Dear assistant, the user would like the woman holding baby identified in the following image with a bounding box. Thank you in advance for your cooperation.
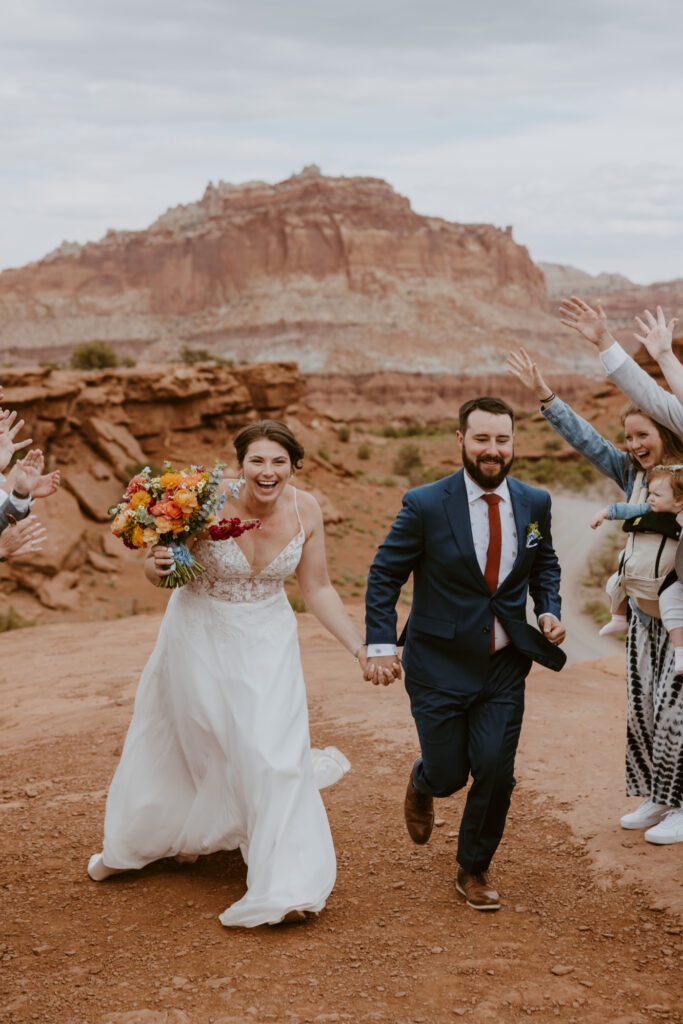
[508,299,683,846]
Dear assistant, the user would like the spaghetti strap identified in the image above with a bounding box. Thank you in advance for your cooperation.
[292,487,304,531]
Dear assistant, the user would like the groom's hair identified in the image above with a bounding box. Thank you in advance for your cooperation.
[458,396,515,435]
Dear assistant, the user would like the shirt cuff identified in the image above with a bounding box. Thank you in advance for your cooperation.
[367,644,398,657]
[10,493,31,512]
[538,613,556,626]
[599,342,629,375]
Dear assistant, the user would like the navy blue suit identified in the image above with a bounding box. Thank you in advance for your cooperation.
[365,470,565,873]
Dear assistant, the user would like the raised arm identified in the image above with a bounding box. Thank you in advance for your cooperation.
[507,348,630,491]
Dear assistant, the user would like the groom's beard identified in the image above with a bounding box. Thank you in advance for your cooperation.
[462,448,513,490]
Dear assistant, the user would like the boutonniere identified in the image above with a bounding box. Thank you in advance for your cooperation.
[526,522,542,548]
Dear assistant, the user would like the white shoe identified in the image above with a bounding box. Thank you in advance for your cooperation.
[644,808,683,844]
[620,799,670,829]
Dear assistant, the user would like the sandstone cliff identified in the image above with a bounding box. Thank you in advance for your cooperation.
[0,167,592,374]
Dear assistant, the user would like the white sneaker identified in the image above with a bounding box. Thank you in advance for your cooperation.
[620,799,670,829]
[644,808,683,844]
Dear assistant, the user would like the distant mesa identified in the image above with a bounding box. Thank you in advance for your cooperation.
[1,168,681,373]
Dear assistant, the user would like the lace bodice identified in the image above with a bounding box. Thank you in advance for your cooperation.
[184,528,305,603]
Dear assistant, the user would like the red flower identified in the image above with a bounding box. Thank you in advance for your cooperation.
[208,517,260,541]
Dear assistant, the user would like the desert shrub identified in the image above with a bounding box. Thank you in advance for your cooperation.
[288,594,307,613]
[120,356,137,367]
[422,466,451,483]
[70,340,119,370]
[380,476,398,487]
[124,460,162,479]
[544,436,563,453]
[336,425,351,443]
[317,445,331,461]
[178,345,212,364]
[0,606,35,632]
[357,443,372,460]
[381,425,398,438]
[393,443,423,476]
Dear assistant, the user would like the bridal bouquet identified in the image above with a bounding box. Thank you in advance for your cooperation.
[109,461,257,588]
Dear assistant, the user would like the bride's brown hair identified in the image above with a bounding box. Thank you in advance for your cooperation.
[233,420,305,470]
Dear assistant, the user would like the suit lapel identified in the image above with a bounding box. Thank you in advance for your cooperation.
[443,471,489,592]
[507,477,532,576]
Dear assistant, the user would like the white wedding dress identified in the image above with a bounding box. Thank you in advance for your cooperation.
[89,493,349,927]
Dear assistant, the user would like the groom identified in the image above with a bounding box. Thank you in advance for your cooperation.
[364,396,566,910]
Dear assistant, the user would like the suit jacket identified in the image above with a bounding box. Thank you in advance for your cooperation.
[0,494,31,534]
[365,470,565,692]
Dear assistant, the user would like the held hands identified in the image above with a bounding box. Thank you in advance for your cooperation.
[634,306,678,361]
[590,508,609,530]
[364,654,402,686]
[506,348,552,402]
[559,296,614,349]
[540,614,565,645]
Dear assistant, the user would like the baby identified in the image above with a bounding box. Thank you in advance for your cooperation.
[591,465,683,671]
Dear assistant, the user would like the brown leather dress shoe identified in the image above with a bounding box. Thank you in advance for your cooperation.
[404,776,434,844]
[456,865,501,911]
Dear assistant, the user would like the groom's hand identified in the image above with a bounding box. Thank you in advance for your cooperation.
[365,655,402,686]
[540,614,565,645]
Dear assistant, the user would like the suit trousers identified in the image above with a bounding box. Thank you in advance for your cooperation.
[407,644,530,875]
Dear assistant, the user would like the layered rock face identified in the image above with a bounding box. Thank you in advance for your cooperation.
[0,167,591,373]
[1,361,304,609]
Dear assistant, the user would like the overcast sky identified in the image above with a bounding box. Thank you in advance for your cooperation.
[2,0,683,283]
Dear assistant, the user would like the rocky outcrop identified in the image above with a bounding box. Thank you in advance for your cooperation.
[0,167,595,374]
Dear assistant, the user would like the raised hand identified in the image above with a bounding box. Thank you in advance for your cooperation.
[0,515,47,559]
[634,306,679,361]
[30,470,60,500]
[559,296,614,349]
[506,348,553,402]
[0,410,33,473]
[12,449,45,497]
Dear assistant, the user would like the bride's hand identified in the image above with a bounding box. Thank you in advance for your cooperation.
[146,545,175,583]
[559,296,613,348]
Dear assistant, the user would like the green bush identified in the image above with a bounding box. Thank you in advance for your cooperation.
[70,340,119,370]
[393,443,423,476]
[357,443,372,461]
[120,356,137,367]
[0,606,35,632]
[288,594,307,613]
[178,345,212,364]
[336,425,351,443]
[317,445,331,461]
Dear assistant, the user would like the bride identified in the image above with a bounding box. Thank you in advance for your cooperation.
[87,420,368,927]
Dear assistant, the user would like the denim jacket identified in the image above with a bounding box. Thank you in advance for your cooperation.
[607,501,650,520]
[541,397,639,497]
[541,397,650,624]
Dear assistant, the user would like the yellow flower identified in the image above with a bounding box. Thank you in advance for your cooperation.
[131,525,145,548]
[130,490,152,509]
[159,472,183,490]
[174,489,198,511]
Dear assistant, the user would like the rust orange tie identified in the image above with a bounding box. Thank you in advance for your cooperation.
[483,493,502,651]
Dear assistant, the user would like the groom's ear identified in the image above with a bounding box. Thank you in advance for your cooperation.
[456,430,464,445]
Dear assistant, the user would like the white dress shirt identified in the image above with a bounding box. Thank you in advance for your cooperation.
[0,472,31,513]
[464,473,516,652]
[599,341,629,375]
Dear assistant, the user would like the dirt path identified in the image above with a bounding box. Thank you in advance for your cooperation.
[1,611,681,1024]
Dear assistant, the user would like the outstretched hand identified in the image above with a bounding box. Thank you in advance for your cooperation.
[0,515,47,560]
[364,654,402,686]
[506,348,552,401]
[12,449,44,496]
[0,410,33,474]
[590,508,609,530]
[559,296,613,349]
[634,306,678,361]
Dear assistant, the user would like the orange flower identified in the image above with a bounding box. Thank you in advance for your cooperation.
[174,489,198,511]
[171,523,186,534]
[153,516,174,534]
[130,490,152,509]
[159,472,183,490]
[142,527,158,545]
[181,472,206,489]
[150,500,183,520]
[111,511,131,536]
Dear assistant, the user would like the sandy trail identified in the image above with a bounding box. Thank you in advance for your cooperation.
[1,580,681,1024]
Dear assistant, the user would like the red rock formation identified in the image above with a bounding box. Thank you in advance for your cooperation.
[0,167,593,374]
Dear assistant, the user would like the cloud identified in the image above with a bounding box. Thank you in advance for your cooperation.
[1,0,683,283]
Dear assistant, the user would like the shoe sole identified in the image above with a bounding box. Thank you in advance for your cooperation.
[644,833,683,845]
[455,879,500,911]
[621,818,667,830]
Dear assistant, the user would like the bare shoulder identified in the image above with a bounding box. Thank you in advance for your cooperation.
[291,486,323,530]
